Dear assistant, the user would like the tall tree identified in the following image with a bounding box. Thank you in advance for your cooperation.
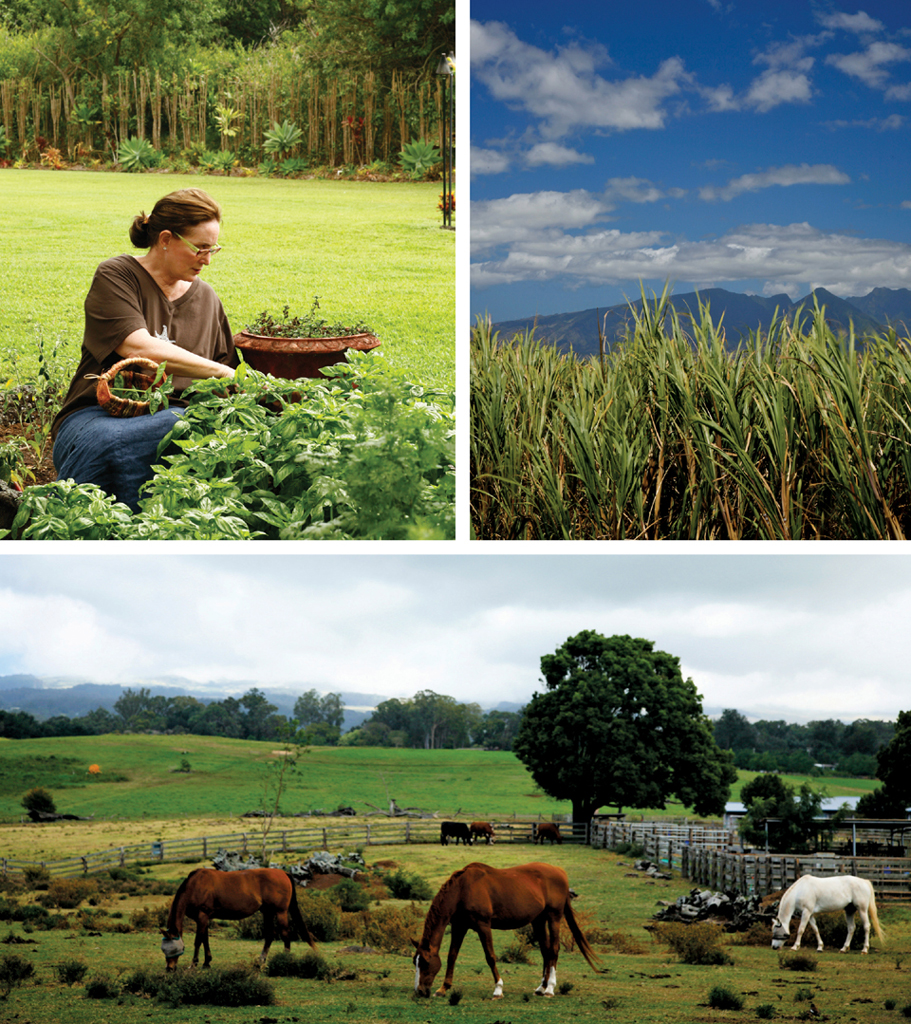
[872,708,911,808]
[513,632,737,821]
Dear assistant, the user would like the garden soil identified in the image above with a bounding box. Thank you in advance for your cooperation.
[1,422,56,485]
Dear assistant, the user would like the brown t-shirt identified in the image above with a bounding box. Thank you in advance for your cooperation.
[52,254,236,438]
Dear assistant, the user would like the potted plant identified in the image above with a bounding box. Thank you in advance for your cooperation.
[233,297,381,379]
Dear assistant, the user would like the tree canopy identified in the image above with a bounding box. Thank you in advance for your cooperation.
[512,631,737,821]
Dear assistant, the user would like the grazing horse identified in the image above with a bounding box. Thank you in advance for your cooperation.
[440,821,473,846]
[771,875,884,954]
[412,862,600,999]
[534,822,562,845]
[160,867,317,970]
[470,821,496,845]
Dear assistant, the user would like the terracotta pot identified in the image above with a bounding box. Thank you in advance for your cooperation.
[232,330,381,380]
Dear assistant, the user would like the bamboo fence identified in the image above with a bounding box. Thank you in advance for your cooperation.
[0,68,449,165]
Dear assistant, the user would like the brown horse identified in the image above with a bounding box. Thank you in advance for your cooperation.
[412,862,600,999]
[160,868,317,970]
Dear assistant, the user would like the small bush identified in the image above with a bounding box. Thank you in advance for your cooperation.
[498,938,531,964]
[794,987,814,1003]
[0,953,35,998]
[603,931,647,955]
[558,981,574,994]
[54,958,88,985]
[22,866,50,889]
[328,879,370,913]
[653,922,733,966]
[358,904,424,955]
[901,1004,911,1019]
[383,869,433,901]
[45,878,99,909]
[130,904,168,931]
[84,972,121,999]
[707,985,744,1011]
[124,964,275,1006]
[448,988,463,1005]
[21,787,56,815]
[296,891,341,942]
[266,950,332,980]
[756,1004,776,1019]
[779,950,818,972]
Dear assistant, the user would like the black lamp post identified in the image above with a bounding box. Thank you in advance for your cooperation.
[435,51,454,229]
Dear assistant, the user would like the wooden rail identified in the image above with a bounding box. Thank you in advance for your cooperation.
[1,816,589,879]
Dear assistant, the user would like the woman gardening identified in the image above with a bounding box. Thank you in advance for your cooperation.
[51,188,237,511]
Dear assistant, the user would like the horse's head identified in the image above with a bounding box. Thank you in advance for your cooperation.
[411,939,441,997]
[160,930,186,970]
[770,919,789,950]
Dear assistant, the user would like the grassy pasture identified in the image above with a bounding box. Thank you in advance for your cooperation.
[0,841,908,1024]
[0,734,881,861]
[0,170,454,390]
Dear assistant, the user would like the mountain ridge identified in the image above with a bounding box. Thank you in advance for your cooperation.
[491,286,911,356]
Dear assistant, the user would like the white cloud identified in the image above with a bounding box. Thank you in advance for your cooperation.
[525,142,595,167]
[471,190,612,255]
[470,145,511,176]
[745,68,814,111]
[699,163,851,201]
[470,19,691,137]
[471,218,911,298]
[826,41,911,88]
[816,10,885,35]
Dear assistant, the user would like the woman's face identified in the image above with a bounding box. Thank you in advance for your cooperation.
[162,219,221,281]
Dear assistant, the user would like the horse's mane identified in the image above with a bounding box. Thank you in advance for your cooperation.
[421,868,468,939]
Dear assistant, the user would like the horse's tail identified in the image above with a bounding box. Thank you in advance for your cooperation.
[285,872,318,951]
[563,897,602,972]
[867,883,885,942]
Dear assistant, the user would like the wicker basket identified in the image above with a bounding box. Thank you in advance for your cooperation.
[93,357,167,418]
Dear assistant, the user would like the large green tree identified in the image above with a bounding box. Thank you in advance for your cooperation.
[857,708,911,817]
[513,632,737,822]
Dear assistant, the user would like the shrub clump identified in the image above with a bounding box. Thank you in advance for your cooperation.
[382,868,433,901]
[498,937,532,964]
[653,922,734,965]
[266,950,335,980]
[357,904,425,955]
[42,877,99,909]
[21,787,55,816]
[778,950,818,972]
[0,953,35,998]
[122,964,275,1006]
[84,972,121,999]
[707,984,744,1011]
[327,878,370,913]
[54,958,88,985]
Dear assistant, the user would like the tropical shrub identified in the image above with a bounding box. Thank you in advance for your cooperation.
[398,138,440,177]
[263,119,303,158]
[117,137,158,172]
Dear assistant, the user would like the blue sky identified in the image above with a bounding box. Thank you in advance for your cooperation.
[470,1,911,322]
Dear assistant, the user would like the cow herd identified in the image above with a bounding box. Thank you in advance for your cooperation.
[438,821,563,846]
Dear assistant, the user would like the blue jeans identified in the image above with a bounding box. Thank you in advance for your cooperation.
[53,405,183,512]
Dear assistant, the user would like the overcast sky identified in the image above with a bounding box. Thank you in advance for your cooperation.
[470,1,911,321]
[1,552,909,724]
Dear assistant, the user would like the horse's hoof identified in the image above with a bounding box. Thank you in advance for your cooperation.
[492,993,503,999]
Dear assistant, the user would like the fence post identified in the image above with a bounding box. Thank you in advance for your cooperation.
[322,828,328,850]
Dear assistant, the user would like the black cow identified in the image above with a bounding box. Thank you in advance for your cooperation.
[440,821,473,846]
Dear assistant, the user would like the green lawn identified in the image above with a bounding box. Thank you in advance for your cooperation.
[0,170,454,391]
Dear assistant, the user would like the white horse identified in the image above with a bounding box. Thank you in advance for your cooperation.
[771,875,884,954]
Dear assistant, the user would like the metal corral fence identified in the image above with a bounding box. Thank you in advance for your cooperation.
[2,816,590,880]
[591,819,911,901]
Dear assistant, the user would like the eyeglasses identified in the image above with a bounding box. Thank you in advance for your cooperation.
[175,232,223,257]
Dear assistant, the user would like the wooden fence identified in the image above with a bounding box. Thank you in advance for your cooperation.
[2,816,588,880]
[0,68,448,166]
[591,819,911,900]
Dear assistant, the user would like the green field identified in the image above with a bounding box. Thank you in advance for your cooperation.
[0,738,907,1023]
[0,835,908,1024]
[0,170,454,390]
[0,734,881,841]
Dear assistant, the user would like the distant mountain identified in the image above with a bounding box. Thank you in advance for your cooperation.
[492,286,911,357]
[0,676,513,731]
